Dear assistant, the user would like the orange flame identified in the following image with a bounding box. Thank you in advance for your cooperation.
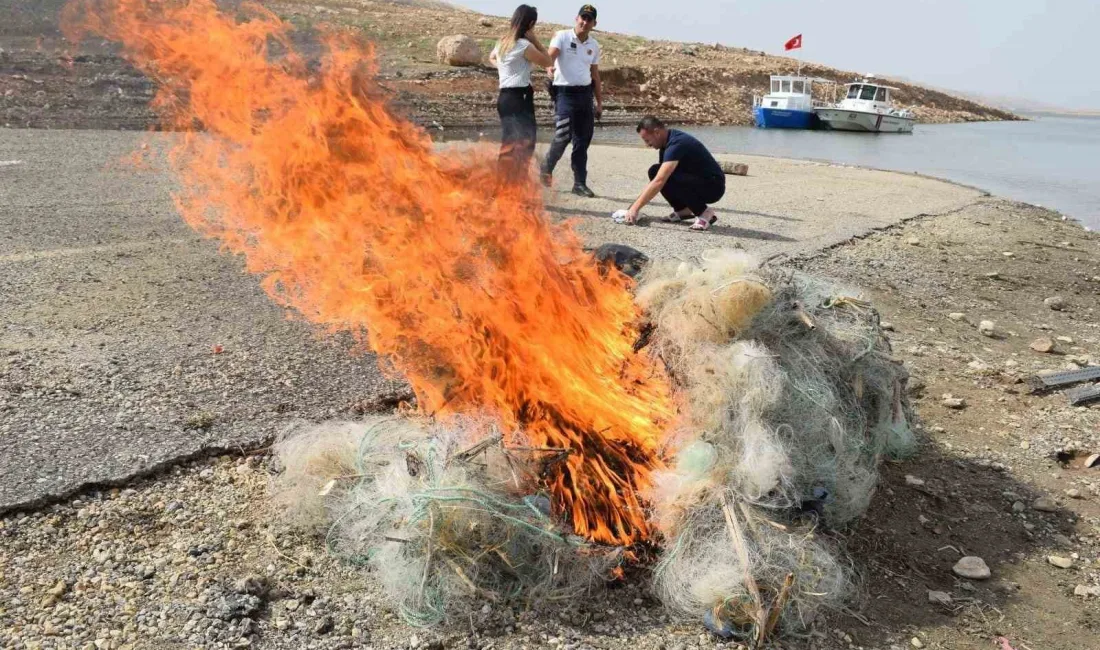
[63,0,673,545]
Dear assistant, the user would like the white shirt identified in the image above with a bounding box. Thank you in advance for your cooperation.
[550,29,600,87]
[492,39,532,89]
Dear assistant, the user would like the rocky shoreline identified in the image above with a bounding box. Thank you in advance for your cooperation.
[1,0,1020,131]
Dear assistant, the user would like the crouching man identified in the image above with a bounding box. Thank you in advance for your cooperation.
[620,116,725,230]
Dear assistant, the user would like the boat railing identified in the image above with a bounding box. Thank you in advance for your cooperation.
[812,99,833,108]
[752,95,763,108]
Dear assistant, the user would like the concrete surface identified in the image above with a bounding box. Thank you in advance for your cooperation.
[0,129,984,512]
[539,142,984,261]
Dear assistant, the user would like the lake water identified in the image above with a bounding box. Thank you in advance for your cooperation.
[589,115,1100,230]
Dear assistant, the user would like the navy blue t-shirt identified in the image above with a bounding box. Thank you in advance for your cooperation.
[659,129,724,182]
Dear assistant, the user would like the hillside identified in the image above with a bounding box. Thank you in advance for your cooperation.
[0,0,1021,129]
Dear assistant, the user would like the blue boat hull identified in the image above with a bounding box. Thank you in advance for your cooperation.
[753,107,818,129]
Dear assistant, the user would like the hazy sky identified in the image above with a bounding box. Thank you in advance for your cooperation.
[460,0,1100,109]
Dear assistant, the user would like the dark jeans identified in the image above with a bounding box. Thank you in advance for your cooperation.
[541,86,594,185]
[497,86,536,179]
[648,164,726,216]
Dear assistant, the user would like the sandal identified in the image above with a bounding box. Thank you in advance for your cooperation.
[664,211,691,223]
[690,217,710,231]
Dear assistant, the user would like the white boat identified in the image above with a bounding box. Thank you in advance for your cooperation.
[814,79,915,133]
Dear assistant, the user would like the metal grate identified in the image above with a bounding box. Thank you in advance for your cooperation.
[1027,366,1100,391]
[1066,383,1100,406]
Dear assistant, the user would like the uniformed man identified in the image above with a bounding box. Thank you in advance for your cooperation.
[540,4,602,197]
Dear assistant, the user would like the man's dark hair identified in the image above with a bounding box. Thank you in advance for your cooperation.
[635,115,665,132]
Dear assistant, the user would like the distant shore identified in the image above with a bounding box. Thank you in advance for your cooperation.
[1,0,1021,130]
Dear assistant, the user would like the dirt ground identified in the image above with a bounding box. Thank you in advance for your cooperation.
[796,199,1100,650]
[0,0,1019,131]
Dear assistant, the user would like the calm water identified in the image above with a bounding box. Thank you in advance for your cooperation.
[590,114,1100,230]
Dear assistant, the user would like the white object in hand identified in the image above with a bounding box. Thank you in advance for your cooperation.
[611,209,631,224]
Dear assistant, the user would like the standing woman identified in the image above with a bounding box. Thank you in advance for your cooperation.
[489,5,552,180]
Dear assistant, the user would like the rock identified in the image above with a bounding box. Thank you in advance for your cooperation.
[207,594,263,621]
[1030,337,1055,353]
[905,475,925,487]
[1057,336,1075,344]
[911,638,924,649]
[907,237,922,246]
[978,320,996,336]
[479,18,493,27]
[952,556,991,580]
[436,35,482,67]
[1074,584,1100,597]
[1054,534,1074,548]
[881,321,895,331]
[657,95,669,104]
[942,395,966,409]
[1002,251,1015,257]
[718,161,748,176]
[1044,296,1066,311]
[233,575,268,596]
[1011,501,1026,513]
[927,590,952,606]
[1048,555,1073,569]
[312,615,335,635]
[1032,496,1058,512]
[1066,488,1082,499]
[947,312,966,321]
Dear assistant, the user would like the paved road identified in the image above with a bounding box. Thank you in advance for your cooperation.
[0,129,983,512]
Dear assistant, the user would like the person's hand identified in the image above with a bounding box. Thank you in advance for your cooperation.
[624,207,639,224]
[595,99,603,120]
[545,66,555,77]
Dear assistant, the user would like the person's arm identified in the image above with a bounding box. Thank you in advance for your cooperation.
[523,33,553,68]
[625,160,678,223]
[488,45,499,68]
[546,31,563,77]
[591,64,603,118]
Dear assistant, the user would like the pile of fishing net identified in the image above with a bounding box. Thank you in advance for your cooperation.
[273,250,916,641]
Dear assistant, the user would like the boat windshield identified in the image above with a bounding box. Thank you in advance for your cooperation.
[875,87,887,101]
[781,80,791,92]
[847,85,861,99]
[860,85,878,100]
[792,80,805,94]
[771,79,780,93]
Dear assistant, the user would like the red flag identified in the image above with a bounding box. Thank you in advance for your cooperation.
[784,34,802,51]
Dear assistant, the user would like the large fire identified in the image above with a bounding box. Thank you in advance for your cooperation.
[63,0,673,545]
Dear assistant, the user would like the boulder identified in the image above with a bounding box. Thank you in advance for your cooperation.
[719,161,748,176]
[437,35,482,67]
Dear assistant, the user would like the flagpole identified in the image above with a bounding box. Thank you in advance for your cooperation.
[797,35,801,77]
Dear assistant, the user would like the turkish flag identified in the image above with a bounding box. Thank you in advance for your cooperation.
[784,34,802,51]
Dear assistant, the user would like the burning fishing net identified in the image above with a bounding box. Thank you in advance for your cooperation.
[64,0,915,641]
[274,250,915,638]
[274,417,618,626]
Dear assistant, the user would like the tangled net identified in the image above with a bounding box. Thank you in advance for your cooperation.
[274,250,916,641]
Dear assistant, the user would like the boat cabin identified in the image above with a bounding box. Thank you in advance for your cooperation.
[839,81,900,113]
[759,75,816,112]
